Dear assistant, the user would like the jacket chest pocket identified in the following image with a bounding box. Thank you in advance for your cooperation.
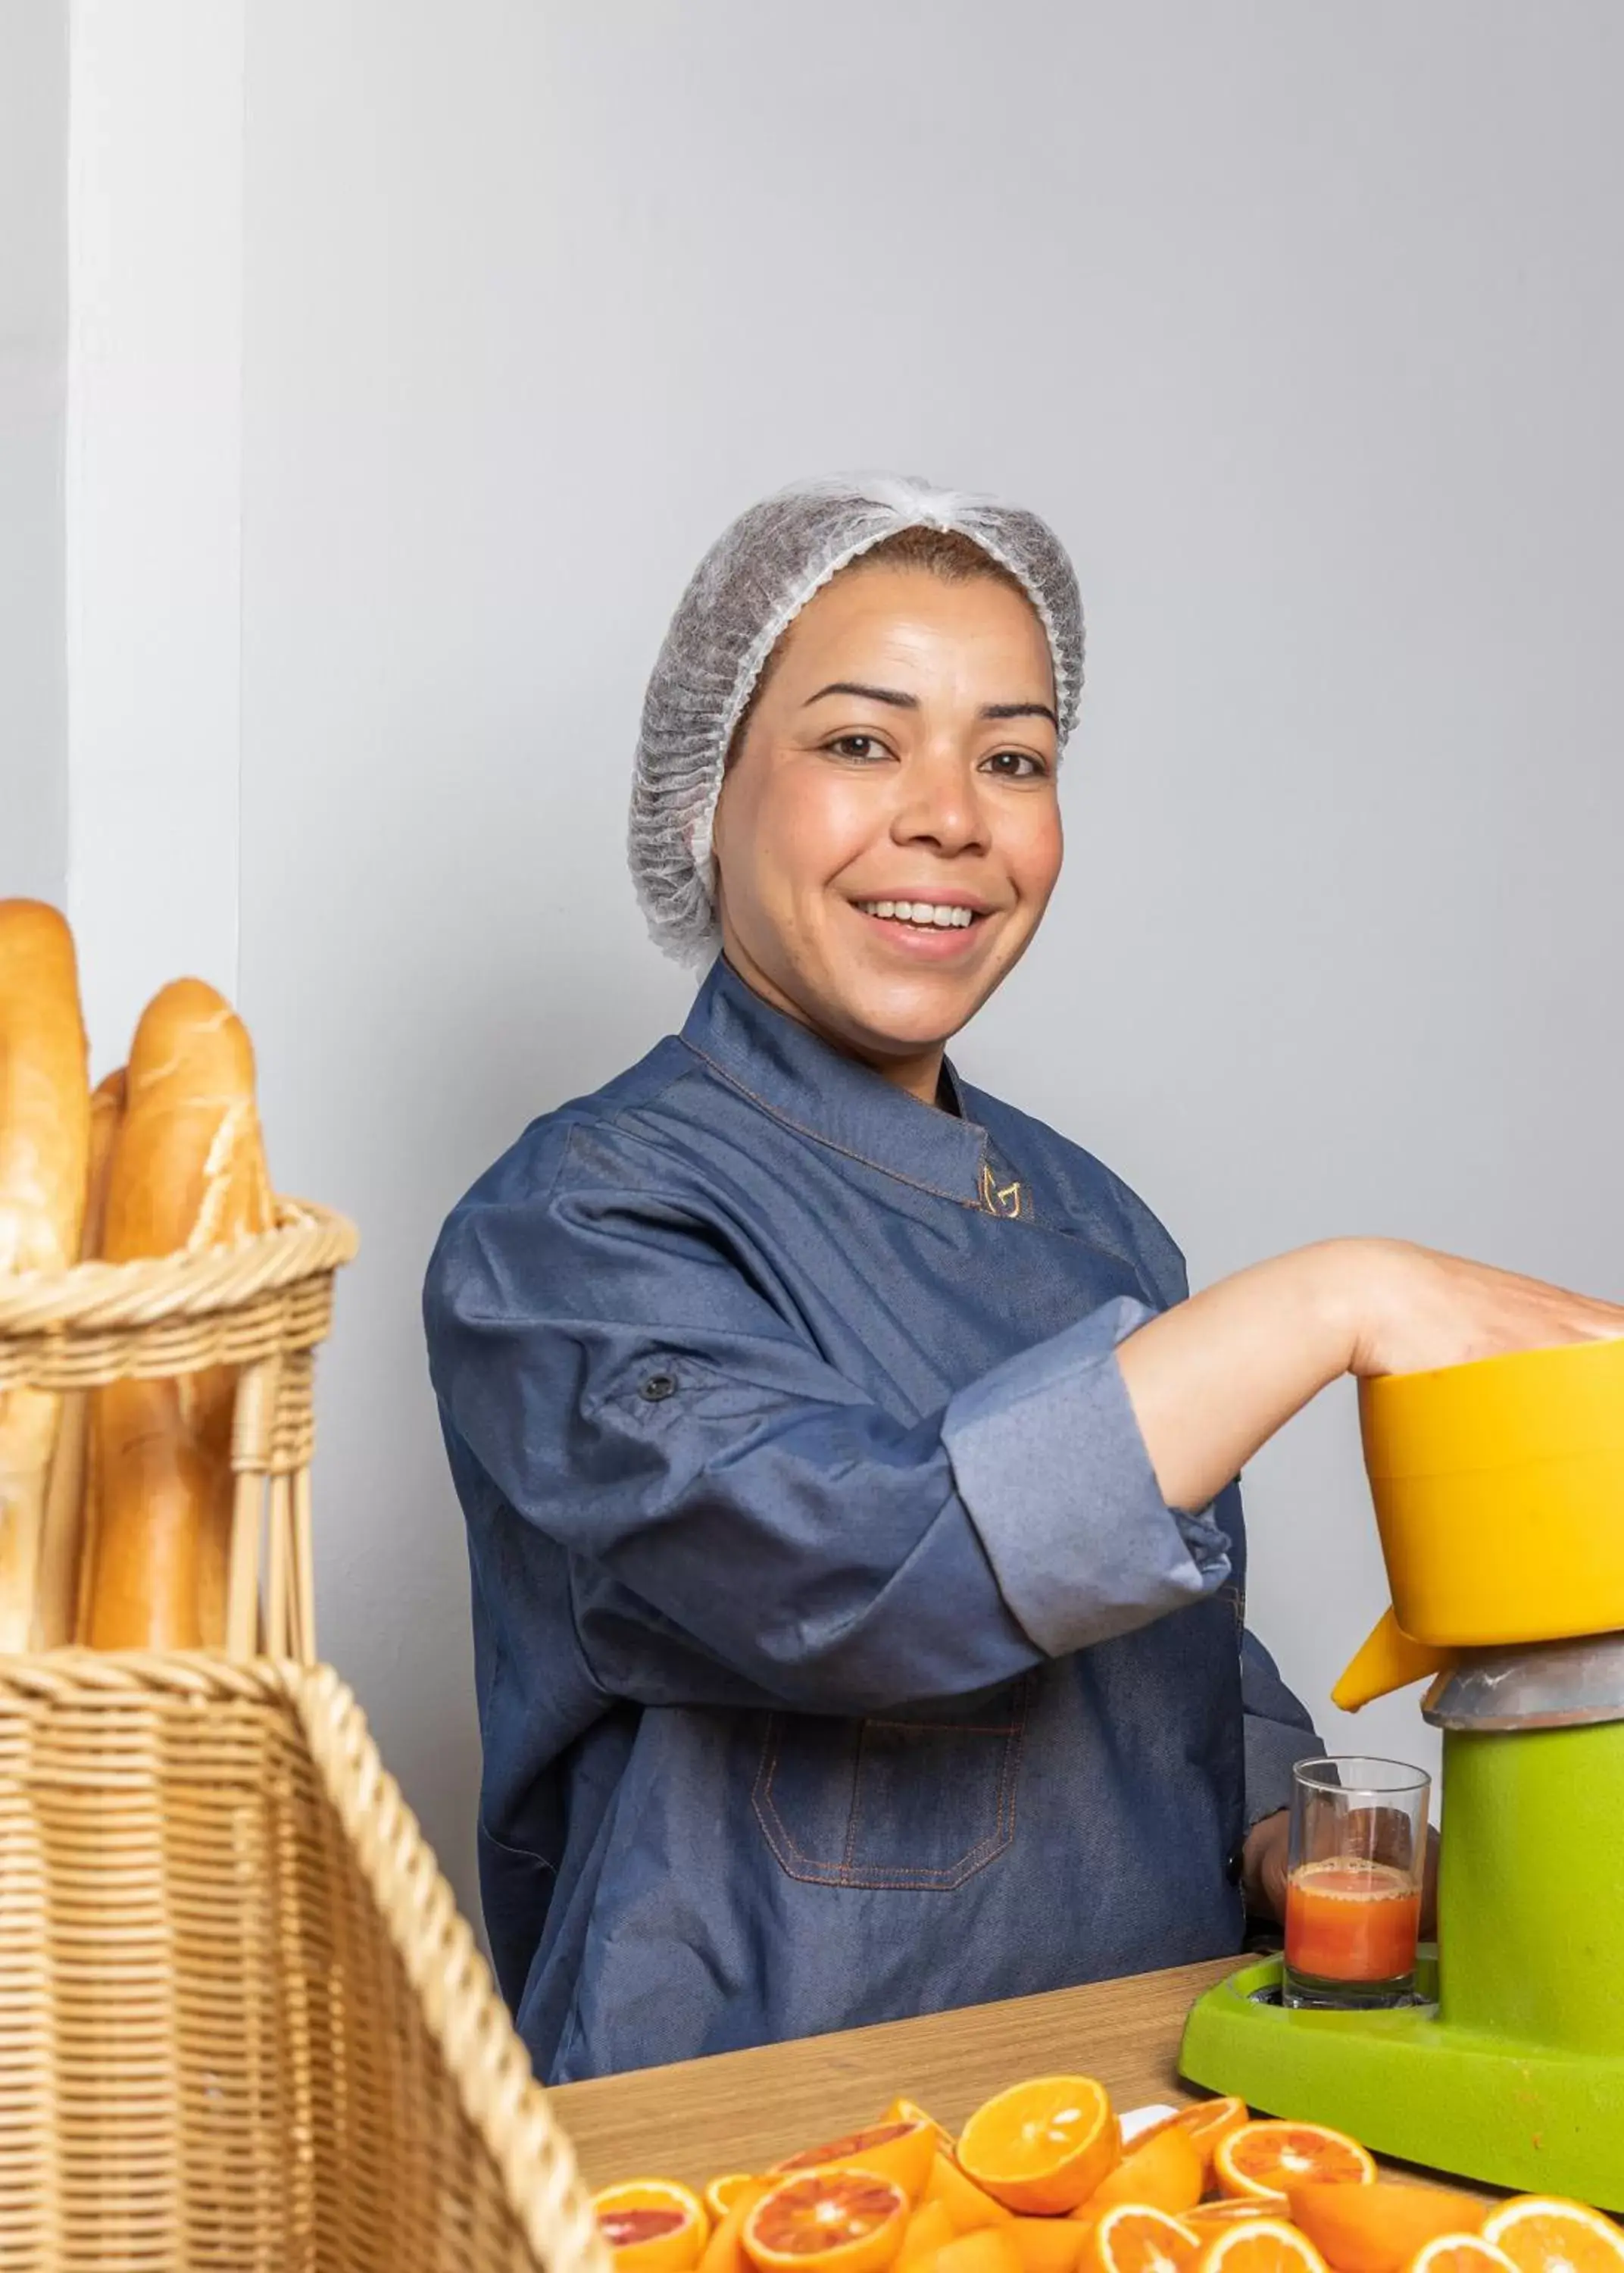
[752,1678,1029,1892]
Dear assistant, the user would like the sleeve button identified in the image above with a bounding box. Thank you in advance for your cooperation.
[639,1371,678,1402]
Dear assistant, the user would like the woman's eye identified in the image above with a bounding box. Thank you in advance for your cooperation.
[825,734,890,761]
[982,749,1049,780]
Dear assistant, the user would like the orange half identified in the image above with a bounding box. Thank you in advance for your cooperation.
[1479,2200,1624,2273]
[1127,2100,1248,2186]
[1173,2098,1249,2182]
[745,2171,910,2273]
[597,2181,710,2273]
[775,2119,937,2206]
[1409,2242,1520,2273]
[1197,2218,1331,2273]
[1072,2129,1204,2228]
[889,2098,957,2152]
[1286,2184,1483,2273]
[1214,2124,1375,2202]
[958,2077,1120,2215]
[1088,2206,1201,2273]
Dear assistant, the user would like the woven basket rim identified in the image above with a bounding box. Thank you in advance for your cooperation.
[0,1198,358,1338]
[0,1649,610,2273]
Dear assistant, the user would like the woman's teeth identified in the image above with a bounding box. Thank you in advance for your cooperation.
[856,901,976,929]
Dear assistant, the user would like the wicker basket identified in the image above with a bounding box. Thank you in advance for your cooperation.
[0,1205,611,2273]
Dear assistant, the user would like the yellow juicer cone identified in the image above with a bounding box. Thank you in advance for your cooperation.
[1338,1334,1624,1706]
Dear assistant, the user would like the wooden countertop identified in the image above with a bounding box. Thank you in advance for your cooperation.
[549,1960,1495,2203]
[550,1959,1238,2190]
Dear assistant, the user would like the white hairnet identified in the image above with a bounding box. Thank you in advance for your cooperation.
[629,472,1085,964]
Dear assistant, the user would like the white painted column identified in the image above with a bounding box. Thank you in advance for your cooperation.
[64,0,245,1076]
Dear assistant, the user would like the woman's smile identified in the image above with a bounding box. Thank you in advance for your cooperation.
[846,892,992,958]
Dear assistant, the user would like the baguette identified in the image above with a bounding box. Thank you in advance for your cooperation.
[0,902,91,1650]
[85,982,273,1649]
[35,1068,125,1647]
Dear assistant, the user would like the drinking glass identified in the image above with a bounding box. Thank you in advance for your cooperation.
[1282,1756,1431,2010]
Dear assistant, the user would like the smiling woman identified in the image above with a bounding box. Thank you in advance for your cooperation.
[423,473,1624,2085]
[712,531,1063,1102]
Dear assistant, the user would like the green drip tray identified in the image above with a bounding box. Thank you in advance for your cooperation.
[1179,1956,1624,2208]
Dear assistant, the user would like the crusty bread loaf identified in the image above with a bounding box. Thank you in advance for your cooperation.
[0,902,91,1650]
[86,982,273,1649]
[35,1068,125,1647]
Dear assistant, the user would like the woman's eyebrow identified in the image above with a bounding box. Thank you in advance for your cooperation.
[803,681,919,709]
[982,700,1059,727]
[801,684,1058,729]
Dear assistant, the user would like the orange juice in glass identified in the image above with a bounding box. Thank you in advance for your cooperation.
[1282,1758,1430,2010]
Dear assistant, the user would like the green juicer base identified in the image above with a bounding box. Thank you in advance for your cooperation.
[1179,1953,1624,2207]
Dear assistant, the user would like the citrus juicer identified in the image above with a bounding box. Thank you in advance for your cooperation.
[1179,1335,1624,2206]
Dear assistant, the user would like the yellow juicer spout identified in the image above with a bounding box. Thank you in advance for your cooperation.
[1337,1335,1624,1709]
[1332,1609,1455,1713]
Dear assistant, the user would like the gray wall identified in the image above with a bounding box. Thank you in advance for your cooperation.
[239,0,1624,1915]
[1,0,67,904]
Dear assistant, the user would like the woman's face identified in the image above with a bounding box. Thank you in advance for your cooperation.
[710,564,1063,1086]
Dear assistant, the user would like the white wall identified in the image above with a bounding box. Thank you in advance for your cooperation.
[64,0,244,1071]
[217,0,1624,1912]
[2,0,67,905]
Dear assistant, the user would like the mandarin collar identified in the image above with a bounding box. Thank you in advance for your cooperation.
[679,958,993,1207]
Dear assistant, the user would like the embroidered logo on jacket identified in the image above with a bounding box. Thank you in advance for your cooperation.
[979,1162,1026,1220]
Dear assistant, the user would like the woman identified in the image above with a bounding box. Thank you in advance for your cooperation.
[426,474,1624,2083]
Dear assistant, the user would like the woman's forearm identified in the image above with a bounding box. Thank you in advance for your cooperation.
[1116,1241,1363,1514]
[1116,1233,1624,1516]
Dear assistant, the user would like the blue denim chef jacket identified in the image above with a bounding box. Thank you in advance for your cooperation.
[425,957,1320,2082]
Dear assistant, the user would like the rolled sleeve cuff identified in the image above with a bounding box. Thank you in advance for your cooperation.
[941,1296,1231,1658]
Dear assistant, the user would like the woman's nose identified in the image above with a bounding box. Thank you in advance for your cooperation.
[890,755,989,855]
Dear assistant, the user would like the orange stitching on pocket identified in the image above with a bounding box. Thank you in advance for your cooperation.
[751,1683,1030,1893]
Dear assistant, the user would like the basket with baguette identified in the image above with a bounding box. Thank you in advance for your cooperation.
[0,901,606,2273]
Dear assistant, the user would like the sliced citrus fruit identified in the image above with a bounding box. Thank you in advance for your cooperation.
[702,2182,773,2273]
[744,2170,910,2273]
[901,2207,960,2271]
[1195,2218,1331,2273]
[958,2077,1120,2215]
[1214,2124,1375,2202]
[774,2118,937,2205]
[1480,2200,1624,2273]
[1409,2239,1520,2273]
[1287,2184,1483,2273]
[1085,2205,1201,2273]
[1071,2129,1204,2227]
[1186,2203,1289,2239]
[1009,2218,1091,2273]
[1126,2100,1248,2184]
[1173,2098,1249,2181]
[711,2179,765,2224]
[926,2156,1014,2234]
[597,2181,711,2273]
[928,2233,1026,2273]
[889,2098,957,2151]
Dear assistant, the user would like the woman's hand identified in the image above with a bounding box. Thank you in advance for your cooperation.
[1117,1238,1624,1517]
[1344,1239,1624,1378]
